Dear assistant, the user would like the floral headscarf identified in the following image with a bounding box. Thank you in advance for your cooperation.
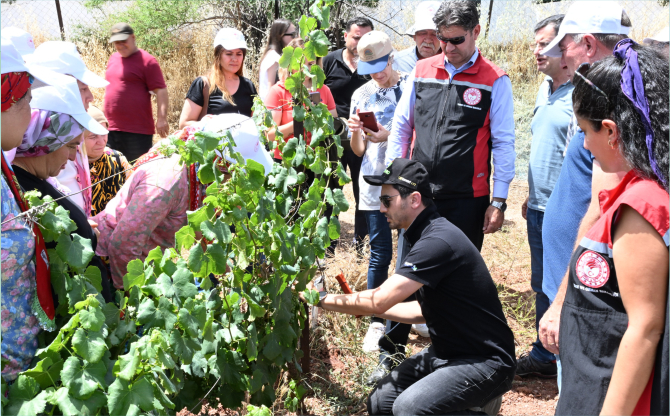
[1,72,32,112]
[16,109,84,157]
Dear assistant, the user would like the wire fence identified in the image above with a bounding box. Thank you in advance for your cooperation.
[2,0,667,46]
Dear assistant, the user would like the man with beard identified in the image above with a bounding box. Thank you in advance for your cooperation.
[302,158,516,415]
[393,1,442,73]
[323,17,374,255]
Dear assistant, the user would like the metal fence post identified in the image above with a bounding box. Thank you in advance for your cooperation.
[55,0,65,40]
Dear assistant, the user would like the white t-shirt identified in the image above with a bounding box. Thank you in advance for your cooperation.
[258,50,281,101]
[349,73,409,210]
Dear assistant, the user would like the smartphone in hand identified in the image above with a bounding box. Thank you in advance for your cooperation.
[358,111,379,132]
[309,91,321,105]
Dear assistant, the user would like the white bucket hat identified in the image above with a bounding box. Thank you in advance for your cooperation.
[643,26,669,44]
[541,1,630,58]
[406,1,441,35]
[199,113,273,175]
[2,27,35,59]
[27,41,109,88]
[1,36,66,87]
[213,28,248,50]
[30,76,108,135]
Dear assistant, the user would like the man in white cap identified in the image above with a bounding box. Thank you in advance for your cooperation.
[104,22,169,162]
[535,1,631,386]
[393,1,442,73]
[29,40,111,214]
[643,26,669,58]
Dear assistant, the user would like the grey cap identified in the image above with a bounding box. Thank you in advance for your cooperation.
[109,23,134,43]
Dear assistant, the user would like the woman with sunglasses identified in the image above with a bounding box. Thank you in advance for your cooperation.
[556,40,669,416]
[179,28,258,128]
[258,19,296,100]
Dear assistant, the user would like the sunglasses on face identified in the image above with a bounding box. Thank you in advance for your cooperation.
[283,32,297,38]
[436,33,467,45]
[379,194,400,208]
[574,62,610,103]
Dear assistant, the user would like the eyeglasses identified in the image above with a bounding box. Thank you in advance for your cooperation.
[436,33,466,45]
[574,62,610,103]
[379,194,400,208]
[283,32,297,38]
[529,41,549,51]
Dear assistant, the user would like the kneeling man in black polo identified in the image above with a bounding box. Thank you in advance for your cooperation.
[304,158,516,415]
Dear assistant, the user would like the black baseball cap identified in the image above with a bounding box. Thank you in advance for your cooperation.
[363,158,432,198]
[109,23,134,43]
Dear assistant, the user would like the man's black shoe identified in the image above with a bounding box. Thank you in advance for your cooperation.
[516,352,557,378]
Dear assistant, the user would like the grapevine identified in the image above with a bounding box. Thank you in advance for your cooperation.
[2,1,346,414]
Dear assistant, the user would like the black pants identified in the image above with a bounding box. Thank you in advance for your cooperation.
[339,149,369,246]
[434,195,490,252]
[107,131,154,164]
[368,346,514,415]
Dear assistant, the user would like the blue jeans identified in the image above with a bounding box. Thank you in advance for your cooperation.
[368,346,515,415]
[364,210,393,290]
[527,208,554,363]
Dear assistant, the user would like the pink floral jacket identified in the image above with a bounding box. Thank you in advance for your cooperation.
[93,154,189,288]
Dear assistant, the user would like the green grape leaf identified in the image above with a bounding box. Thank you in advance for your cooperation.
[169,330,200,365]
[308,30,331,56]
[309,64,326,89]
[172,265,198,300]
[51,387,106,416]
[336,161,352,185]
[200,219,232,244]
[282,137,299,161]
[107,376,154,416]
[116,347,140,382]
[208,350,247,386]
[177,303,206,338]
[81,265,102,292]
[298,200,317,217]
[40,206,77,241]
[6,380,49,416]
[188,244,204,273]
[175,225,196,252]
[316,217,329,240]
[304,40,317,62]
[72,328,107,363]
[123,259,146,291]
[262,332,281,360]
[293,106,306,123]
[303,289,320,306]
[61,356,107,400]
[55,233,94,272]
[289,47,304,71]
[278,46,294,68]
[144,246,163,268]
[137,297,178,331]
[328,216,341,240]
[332,188,350,212]
[21,349,64,389]
[79,307,105,332]
[299,16,318,39]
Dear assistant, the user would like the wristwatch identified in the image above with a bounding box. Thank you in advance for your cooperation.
[313,275,328,306]
[491,200,507,213]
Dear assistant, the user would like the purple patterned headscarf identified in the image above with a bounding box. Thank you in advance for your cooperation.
[16,109,84,158]
[613,38,666,186]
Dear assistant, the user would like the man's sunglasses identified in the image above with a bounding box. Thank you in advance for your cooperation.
[379,194,400,208]
[574,62,610,103]
[436,33,467,45]
[283,31,297,38]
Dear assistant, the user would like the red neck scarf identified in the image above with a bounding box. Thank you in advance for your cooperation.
[1,153,55,321]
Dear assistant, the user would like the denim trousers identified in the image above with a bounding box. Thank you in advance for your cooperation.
[368,346,515,415]
[527,208,554,363]
[340,149,369,245]
[365,210,413,363]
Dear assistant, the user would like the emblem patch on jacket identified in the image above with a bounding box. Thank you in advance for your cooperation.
[576,250,610,288]
[463,87,482,105]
